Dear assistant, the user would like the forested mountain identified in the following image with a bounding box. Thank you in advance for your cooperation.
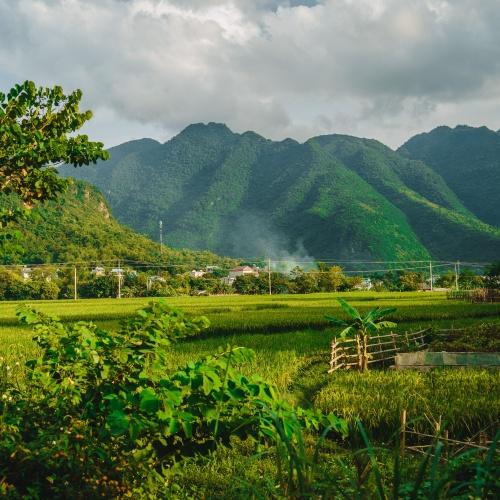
[399,125,500,227]
[0,180,235,268]
[59,123,500,261]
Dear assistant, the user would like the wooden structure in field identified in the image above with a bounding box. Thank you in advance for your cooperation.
[447,288,500,302]
[395,351,500,370]
[400,410,498,459]
[329,328,429,372]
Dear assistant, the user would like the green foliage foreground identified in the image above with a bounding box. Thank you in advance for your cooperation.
[0,300,498,498]
[0,302,345,497]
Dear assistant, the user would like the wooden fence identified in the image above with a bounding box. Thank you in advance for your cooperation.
[400,410,498,459]
[447,288,500,302]
[329,328,429,372]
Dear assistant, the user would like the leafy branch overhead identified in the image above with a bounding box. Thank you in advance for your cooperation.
[0,81,109,225]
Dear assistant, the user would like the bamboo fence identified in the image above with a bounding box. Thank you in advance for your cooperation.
[329,328,430,372]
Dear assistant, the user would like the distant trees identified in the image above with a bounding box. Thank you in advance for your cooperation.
[485,262,500,289]
[399,272,424,291]
[0,269,60,300]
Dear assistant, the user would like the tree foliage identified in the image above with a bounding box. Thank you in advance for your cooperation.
[0,81,108,226]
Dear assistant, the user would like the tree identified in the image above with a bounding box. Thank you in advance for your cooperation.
[485,261,500,289]
[325,299,396,372]
[436,271,455,289]
[399,272,424,291]
[291,267,318,294]
[459,268,483,290]
[0,81,108,226]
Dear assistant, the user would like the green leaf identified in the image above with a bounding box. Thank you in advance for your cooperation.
[339,326,356,340]
[324,315,348,327]
[376,321,397,329]
[337,298,361,320]
[139,388,160,414]
[107,410,129,435]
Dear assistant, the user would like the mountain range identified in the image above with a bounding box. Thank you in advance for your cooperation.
[59,124,500,262]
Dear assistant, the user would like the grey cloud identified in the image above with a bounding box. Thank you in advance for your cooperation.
[0,0,499,148]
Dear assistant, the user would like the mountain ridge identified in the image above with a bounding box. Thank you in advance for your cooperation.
[58,123,500,261]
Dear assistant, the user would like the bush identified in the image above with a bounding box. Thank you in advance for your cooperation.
[38,280,60,300]
[0,302,345,497]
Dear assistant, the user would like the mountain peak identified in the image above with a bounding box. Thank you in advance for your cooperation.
[179,122,233,137]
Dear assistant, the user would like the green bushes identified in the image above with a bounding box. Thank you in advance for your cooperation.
[314,369,500,438]
[0,301,345,497]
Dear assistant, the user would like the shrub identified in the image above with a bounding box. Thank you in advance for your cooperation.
[0,301,345,497]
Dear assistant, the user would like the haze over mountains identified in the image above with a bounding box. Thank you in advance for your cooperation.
[60,124,500,262]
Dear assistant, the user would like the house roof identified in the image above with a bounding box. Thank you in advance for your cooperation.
[231,266,255,272]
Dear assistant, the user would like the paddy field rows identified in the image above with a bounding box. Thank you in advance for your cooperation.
[1,291,499,439]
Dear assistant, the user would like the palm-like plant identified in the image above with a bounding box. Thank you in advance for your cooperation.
[325,299,397,371]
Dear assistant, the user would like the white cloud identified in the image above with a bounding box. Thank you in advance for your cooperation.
[0,0,499,148]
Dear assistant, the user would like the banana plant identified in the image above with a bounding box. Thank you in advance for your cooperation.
[325,299,397,371]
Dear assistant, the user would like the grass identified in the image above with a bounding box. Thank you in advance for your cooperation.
[1,291,499,496]
[1,292,499,429]
[1,291,499,333]
[314,369,500,438]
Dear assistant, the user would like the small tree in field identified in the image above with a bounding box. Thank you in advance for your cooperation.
[325,299,396,371]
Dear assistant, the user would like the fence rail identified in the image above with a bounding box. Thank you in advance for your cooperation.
[447,288,500,302]
[329,328,430,372]
[400,410,498,459]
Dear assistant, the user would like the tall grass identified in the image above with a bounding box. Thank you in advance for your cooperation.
[314,369,500,438]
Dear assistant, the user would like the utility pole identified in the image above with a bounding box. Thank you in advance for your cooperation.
[73,266,77,300]
[429,261,433,291]
[455,261,459,290]
[268,257,272,295]
[117,260,122,299]
[159,220,163,256]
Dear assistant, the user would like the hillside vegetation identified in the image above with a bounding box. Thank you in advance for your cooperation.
[59,123,500,261]
[0,180,235,268]
[399,125,500,227]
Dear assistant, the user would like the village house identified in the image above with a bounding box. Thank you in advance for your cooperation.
[91,266,106,277]
[222,265,259,285]
[229,266,259,280]
[189,270,206,279]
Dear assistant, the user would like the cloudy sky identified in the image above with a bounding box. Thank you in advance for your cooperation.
[1,0,499,148]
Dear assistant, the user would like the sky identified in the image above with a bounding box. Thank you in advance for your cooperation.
[1,0,500,149]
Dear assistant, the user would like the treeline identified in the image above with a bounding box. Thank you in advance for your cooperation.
[1,263,498,300]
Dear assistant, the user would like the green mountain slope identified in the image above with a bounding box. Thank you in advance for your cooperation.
[0,180,235,268]
[313,134,500,260]
[399,125,500,227]
[59,123,500,261]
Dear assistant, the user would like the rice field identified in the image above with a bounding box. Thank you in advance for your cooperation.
[1,291,499,438]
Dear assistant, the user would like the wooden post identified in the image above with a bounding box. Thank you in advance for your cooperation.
[355,334,362,371]
[330,337,336,372]
[400,409,407,457]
